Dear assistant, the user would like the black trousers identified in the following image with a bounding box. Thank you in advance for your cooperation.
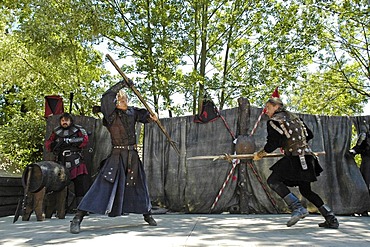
[267,172,324,208]
[73,174,90,197]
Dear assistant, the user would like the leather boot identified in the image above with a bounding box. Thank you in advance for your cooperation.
[70,210,86,234]
[143,212,157,226]
[74,197,83,212]
[284,193,309,227]
[318,204,339,229]
[360,211,369,216]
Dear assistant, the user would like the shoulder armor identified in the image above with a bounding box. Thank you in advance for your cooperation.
[69,125,79,134]
[269,120,284,135]
[54,126,64,136]
[270,111,288,122]
[54,125,80,138]
[54,125,63,132]
[271,111,309,155]
[75,124,87,136]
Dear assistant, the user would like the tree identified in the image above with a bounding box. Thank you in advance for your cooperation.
[0,1,110,171]
[100,0,188,117]
[1,0,369,171]
[289,1,369,114]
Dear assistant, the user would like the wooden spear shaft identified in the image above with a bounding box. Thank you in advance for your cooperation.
[106,54,180,156]
[187,151,326,161]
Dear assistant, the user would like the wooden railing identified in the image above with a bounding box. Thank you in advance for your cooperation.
[0,177,23,217]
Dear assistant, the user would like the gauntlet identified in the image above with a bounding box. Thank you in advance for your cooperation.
[253,149,267,161]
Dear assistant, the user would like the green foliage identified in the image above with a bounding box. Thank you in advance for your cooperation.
[286,1,369,115]
[289,67,366,115]
[0,1,111,171]
[0,112,46,171]
[351,124,362,168]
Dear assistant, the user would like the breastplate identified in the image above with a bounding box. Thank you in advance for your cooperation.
[270,112,309,155]
[108,110,137,146]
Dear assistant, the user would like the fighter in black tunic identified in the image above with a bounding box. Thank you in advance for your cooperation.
[254,97,339,229]
[350,123,370,216]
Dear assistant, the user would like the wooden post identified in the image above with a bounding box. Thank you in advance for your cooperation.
[237,98,251,214]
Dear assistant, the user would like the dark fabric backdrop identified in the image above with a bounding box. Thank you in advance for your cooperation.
[44,107,370,215]
[143,106,370,215]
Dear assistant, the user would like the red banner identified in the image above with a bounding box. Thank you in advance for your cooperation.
[44,95,64,118]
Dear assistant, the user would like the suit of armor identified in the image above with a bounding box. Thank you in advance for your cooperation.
[45,115,90,215]
[46,125,88,176]
[265,110,323,183]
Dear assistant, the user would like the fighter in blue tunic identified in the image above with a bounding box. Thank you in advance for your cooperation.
[70,80,157,234]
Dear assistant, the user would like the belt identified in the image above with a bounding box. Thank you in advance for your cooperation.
[285,147,312,156]
[113,145,137,150]
[62,150,81,157]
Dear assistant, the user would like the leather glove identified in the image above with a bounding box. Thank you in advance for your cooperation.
[149,114,158,122]
[253,149,267,161]
[119,79,134,87]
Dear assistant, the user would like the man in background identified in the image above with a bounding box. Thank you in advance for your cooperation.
[45,113,90,216]
[349,122,370,216]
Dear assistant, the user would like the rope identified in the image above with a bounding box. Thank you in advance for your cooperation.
[210,158,239,211]
[246,106,280,212]
[210,92,279,213]
[250,110,265,136]
[246,160,279,213]
[219,114,236,140]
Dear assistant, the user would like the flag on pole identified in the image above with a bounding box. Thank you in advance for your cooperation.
[44,95,64,118]
[193,98,220,124]
[194,94,236,140]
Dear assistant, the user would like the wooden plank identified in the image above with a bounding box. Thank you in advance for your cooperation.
[0,177,22,187]
[0,196,22,206]
[0,204,18,217]
[236,98,250,214]
[0,186,23,197]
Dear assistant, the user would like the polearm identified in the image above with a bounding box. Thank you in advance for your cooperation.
[106,54,180,156]
[187,151,326,161]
